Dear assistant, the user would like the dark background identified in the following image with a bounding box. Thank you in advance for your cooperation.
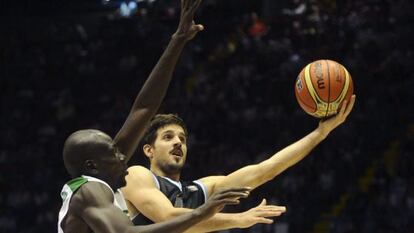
[1,0,413,232]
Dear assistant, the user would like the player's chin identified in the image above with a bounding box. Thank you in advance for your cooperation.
[166,163,184,174]
[118,172,128,188]
[117,177,127,189]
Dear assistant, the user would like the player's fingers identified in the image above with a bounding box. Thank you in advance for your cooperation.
[339,99,348,116]
[219,199,241,206]
[254,206,286,215]
[190,0,202,13]
[344,95,356,117]
[259,198,267,206]
[255,217,274,224]
[216,187,252,194]
[194,24,204,31]
[255,210,285,217]
[216,191,250,200]
[256,205,287,212]
[181,0,188,11]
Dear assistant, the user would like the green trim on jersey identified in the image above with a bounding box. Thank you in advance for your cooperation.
[67,177,88,192]
[60,177,88,200]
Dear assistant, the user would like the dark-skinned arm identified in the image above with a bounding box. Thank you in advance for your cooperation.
[74,182,250,233]
[113,0,204,161]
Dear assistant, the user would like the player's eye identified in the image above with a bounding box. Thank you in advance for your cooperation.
[179,136,186,143]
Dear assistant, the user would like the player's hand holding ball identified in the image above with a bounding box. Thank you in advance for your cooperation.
[295,59,354,118]
[294,59,356,136]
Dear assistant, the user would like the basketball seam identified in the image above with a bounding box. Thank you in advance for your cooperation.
[305,64,323,104]
[325,60,331,118]
[304,62,329,118]
[332,63,346,102]
[310,64,325,104]
[336,66,350,105]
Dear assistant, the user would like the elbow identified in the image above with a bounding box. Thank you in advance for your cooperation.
[259,173,276,184]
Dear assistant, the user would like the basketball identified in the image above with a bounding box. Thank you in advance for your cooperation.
[294,59,354,118]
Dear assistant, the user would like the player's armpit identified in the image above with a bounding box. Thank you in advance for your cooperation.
[198,175,226,195]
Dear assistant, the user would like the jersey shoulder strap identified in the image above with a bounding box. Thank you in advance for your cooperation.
[58,177,88,233]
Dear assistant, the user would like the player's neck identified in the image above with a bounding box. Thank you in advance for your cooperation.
[151,166,181,181]
[164,173,180,182]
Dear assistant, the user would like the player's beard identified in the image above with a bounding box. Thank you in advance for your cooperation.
[159,160,183,177]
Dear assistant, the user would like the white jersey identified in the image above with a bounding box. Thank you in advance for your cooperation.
[57,175,128,233]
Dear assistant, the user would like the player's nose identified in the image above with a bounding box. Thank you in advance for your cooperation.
[172,137,182,147]
[173,135,182,143]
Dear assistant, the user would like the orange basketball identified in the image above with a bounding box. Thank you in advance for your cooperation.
[294,59,354,118]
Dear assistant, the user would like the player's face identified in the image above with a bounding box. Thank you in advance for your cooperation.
[106,146,128,189]
[97,136,128,189]
[150,124,188,175]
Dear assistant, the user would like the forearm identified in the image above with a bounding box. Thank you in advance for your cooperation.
[183,212,240,233]
[131,35,187,112]
[114,35,188,159]
[156,208,240,233]
[264,127,328,179]
[217,128,328,190]
[129,209,206,233]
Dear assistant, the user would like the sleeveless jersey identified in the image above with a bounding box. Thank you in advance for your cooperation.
[131,174,208,225]
[57,175,128,233]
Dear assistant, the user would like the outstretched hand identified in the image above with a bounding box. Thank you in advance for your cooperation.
[237,199,286,228]
[197,187,251,219]
[318,95,356,136]
[173,0,204,40]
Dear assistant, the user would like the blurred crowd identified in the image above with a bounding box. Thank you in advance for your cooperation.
[1,0,413,232]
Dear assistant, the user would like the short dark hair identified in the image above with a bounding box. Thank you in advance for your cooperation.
[142,114,188,145]
[63,129,112,178]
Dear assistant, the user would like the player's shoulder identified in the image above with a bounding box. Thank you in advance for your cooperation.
[127,165,151,174]
[126,165,153,179]
[198,175,226,185]
[71,182,113,210]
[125,165,156,187]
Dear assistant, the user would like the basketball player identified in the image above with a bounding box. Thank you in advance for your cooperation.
[59,130,252,233]
[121,96,356,232]
[57,0,252,232]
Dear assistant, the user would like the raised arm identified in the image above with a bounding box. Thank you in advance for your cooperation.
[122,166,286,233]
[203,95,356,193]
[113,0,204,161]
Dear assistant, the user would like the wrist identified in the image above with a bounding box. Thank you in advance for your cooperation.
[192,204,212,221]
[171,32,189,42]
[232,213,244,228]
[314,127,330,140]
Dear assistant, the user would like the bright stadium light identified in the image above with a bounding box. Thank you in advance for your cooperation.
[128,1,137,10]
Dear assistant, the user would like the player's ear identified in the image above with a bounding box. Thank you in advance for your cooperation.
[143,144,154,159]
[84,160,98,175]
